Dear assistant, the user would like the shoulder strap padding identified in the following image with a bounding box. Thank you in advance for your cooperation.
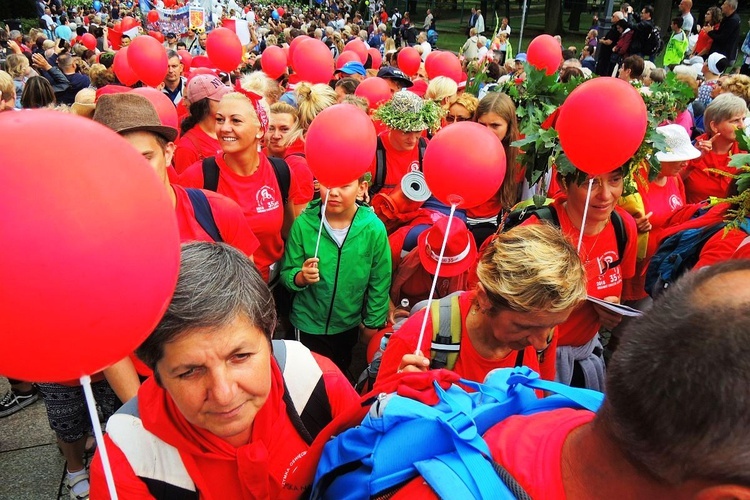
[268,156,291,206]
[201,156,220,192]
[185,188,223,243]
[429,293,463,370]
[372,136,387,194]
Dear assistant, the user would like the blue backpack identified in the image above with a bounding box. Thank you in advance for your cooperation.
[645,213,750,297]
[311,367,603,499]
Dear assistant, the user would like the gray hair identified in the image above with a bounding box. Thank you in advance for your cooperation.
[599,259,750,486]
[723,0,738,10]
[136,243,277,381]
[704,93,747,134]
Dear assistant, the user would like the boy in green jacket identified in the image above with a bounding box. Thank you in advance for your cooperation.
[281,173,391,374]
[663,16,689,69]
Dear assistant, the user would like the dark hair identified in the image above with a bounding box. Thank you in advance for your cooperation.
[334,76,359,95]
[166,49,179,60]
[599,259,750,486]
[616,19,630,30]
[136,242,276,382]
[560,66,584,83]
[486,61,502,80]
[561,48,576,61]
[180,97,211,135]
[20,76,55,108]
[176,41,187,49]
[671,16,683,29]
[641,4,654,16]
[622,55,645,79]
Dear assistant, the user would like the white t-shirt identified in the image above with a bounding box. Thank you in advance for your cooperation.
[420,40,432,60]
[323,216,350,247]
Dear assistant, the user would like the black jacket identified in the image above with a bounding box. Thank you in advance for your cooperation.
[708,10,741,63]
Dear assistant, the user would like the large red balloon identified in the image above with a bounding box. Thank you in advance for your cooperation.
[0,110,180,382]
[113,47,139,86]
[191,55,215,69]
[354,77,391,110]
[120,16,140,32]
[81,33,97,51]
[288,35,309,65]
[261,45,288,79]
[291,38,334,84]
[556,77,647,175]
[426,51,461,83]
[526,34,562,76]
[335,50,360,69]
[127,35,168,87]
[398,47,421,76]
[368,47,382,69]
[344,38,368,64]
[206,28,243,73]
[147,9,159,23]
[423,122,505,208]
[177,49,192,70]
[305,104,377,187]
[148,30,165,44]
[131,87,179,131]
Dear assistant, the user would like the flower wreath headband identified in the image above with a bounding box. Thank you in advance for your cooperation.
[234,80,269,135]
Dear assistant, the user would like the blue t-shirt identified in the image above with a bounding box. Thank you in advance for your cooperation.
[54,25,72,41]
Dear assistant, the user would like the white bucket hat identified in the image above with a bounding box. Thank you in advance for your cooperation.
[655,124,701,162]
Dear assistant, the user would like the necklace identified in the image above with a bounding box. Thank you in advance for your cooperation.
[563,202,608,265]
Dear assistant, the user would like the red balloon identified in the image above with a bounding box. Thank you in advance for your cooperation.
[368,47,382,69]
[147,9,160,23]
[344,38,368,64]
[177,49,192,70]
[163,0,175,7]
[148,30,165,44]
[526,34,562,76]
[127,35,168,87]
[556,77,647,175]
[335,50,360,69]
[120,16,139,33]
[206,28,243,73]
[305,104,377,187]
[354,77,391,110]
[191,55,215,69]
[131,87,179,131]
[113,47,139,86]
[291,38,334,84]
[423,122,505,208]
[398,47,421,76]
[288,35,309,65]
[261,45,288,79]
[277,7,285,16]
[0,110,180,382]
[426,51,461,83]
[81,33,97,51]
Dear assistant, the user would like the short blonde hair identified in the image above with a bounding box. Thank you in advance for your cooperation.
[720,74,750,107]
[269,101,304,148]
[448,93,479,116]
[241,70,282,104]
[295,81,337,130]
[0,70,15,102]
[425,76,458,104]
[5,54,29,79]
[476,223,587,313]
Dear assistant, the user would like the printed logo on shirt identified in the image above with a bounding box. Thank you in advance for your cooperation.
[668,194,683,211]
[256,185,280,213]
[594,250,622,291]
[409,161,420,172]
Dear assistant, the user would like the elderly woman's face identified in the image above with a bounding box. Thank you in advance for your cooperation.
[156,315,272,446]
[710,112,746,141]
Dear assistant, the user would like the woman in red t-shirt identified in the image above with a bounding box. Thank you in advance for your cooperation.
[690,6,722,57]
[179,81,297,283]
[683,93,747,204]
[375,223,587,388]
[469,92,521,246]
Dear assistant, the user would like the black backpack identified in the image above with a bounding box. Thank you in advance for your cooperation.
[201,156,291,205]
[502,204,628,270]
[370,136,428,195]
[644,24,664,57]
[185,188,222,242]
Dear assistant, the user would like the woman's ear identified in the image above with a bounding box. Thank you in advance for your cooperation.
[475,282,493,311]
[708,120,718,136]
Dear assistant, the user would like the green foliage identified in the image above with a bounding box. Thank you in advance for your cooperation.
[717,129,750,231]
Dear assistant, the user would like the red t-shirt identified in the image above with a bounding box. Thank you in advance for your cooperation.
[178,153,296,282]
[367,131,424,195]
[695,226,750,269]
[173,126,221,174]
[683,134,743,204]
[283,138,315,206]
[173,184,260,256]
[375,291,555,389]
[623,176,685,300]
[392,408,594,499]
[527,200,637,346]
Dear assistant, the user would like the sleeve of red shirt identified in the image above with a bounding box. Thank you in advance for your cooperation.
[285,155,314,206]
[311,352,359,417]
[374,312,432,390]
[173,139,201,175]
[694,228,749,269]
[205,190,260,257]
[615,206,638,281]
[89,434,155,500]
[176,160,204,188]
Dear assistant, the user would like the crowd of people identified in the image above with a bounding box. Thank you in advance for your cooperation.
[1,0,750,498]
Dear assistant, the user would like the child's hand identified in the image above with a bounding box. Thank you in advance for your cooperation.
[297,257,320,286]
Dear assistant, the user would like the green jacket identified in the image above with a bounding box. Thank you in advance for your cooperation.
[663,30,688,67]
[280,200,391,334]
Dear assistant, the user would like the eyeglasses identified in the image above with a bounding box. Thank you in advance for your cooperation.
[445,114,470,123]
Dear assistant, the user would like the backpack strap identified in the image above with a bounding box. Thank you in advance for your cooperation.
[268,156,291,206]
[502,204,559,232]
[185,188,223,243]
[492,459,532,500]
[371,136,387,194]
[607,210,627,270]
[201,156,220,192]
[417,136,427,167]
[272,340,333,444]
[429,293,463,370]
